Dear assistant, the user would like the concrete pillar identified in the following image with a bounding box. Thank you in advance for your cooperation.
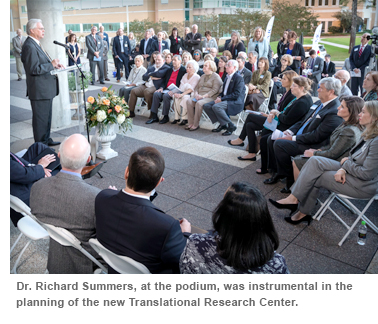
[26,0,71,129]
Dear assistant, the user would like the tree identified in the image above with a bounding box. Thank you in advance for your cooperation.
[333,8,364,33]
[128,19,184,41]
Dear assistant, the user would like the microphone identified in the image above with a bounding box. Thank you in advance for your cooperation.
[53,40,70,49]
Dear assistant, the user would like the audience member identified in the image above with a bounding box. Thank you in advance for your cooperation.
[209,47,219,66]
[128,43,140,72]
[203,59,245,136]
[146,55,186,124]
[128,32,136,51]
[270,100,378,226]
[292,96,364,179]
[140,29,158,68]
[236,56,252,84]
[97,26,109,49]
[150,28,158,40]
[184,24,202,54]
[67,34,81,67]
[362,71,378,101]
[283,31,305,74]
[86,26,104,85]
[157,31,169,54]
[321,54,336,78]
[238,51,247,60]
[164,52,173,67]
[193,49,204,68]
[119,55,146,103]
[247,27,269,59]
[98,32,110,81]
[169,27,183,54]
[12,29,26,81]
[113,28,131,82]
[30,134,101,274]
[180,182,289,274]
[306,49,324,97]
[269,54,293,108]
[181,51,193,67]
[183,27,191,52]
[203,30,218,52]
[96,147,191,274]
[245,51,258,72]
[216,56,228,82]
[277,29,290,61]
[172,60,201,125]
[334,70,352,99]
[203,54,214,63]
[162,31,171,49]
[149,51,160,67]
[226,31,246,59]
[186,61,223,131]
[223,50,232,61]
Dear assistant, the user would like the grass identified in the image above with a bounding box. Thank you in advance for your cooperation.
[321,38,350,46]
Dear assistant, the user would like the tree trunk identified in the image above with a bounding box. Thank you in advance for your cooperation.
[349,0,358,54]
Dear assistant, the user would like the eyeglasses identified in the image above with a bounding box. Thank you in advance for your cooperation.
[194,53,200,56]
[36,28,45,31]
[281,59,287,62]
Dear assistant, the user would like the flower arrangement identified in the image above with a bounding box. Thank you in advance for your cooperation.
[86,86,132,135]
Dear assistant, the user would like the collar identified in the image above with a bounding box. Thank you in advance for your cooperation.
[172,66,180,72]
[28,35,41,46]
[60,170,82,178]
[122,189,150,200]
[227,71,236,79]
[321,97,337,108]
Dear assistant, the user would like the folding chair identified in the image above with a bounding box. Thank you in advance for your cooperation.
[235,85,249,130]
[10,195,49,274]
[258,79,274,114]
[313,191,378,246]
[89,238,151,274]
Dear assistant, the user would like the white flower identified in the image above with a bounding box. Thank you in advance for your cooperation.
[117,114,126,124]
[86,102,91,108]
[97,110,107,122]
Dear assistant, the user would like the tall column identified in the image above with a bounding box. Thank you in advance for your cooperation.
[26,0,71,129]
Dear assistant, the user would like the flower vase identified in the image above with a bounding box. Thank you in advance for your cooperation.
[95,123,118,160]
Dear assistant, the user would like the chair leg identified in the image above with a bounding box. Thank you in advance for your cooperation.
[12,239,32,274]
[10,232,23,255]
[314,193,336,221]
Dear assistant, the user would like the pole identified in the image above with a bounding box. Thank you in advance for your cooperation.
[126,5,129,35]
[375,2,377,27]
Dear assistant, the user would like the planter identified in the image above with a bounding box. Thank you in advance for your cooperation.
[95,123,118,160]
[69,88,88,104]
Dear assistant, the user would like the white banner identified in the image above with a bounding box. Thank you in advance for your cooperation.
[265,16,275,42]
[312,23,322,55]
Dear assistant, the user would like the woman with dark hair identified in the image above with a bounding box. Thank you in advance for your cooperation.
[180,182,289,274]
[277,29,290,61]
[169,27,183,55]
[292,96,364,180]
[283,31,305,74]
[67,34,81,67]
[226,31,246,59]
[149,51,160,67]
[203,30,218,52]
[216,56,228,82]
[362,71,378,101]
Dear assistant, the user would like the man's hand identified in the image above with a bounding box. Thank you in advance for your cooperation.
[38,154,56,168]
[129,83,136,87]
[334,169,346,184]
[94,52,99,58]
[51,59,64,69]
[340,157,349,165]
[214,97,221,104]
[179,218,191,233]
[353,68,360,73]
[307,72,312,76]
[44,169,52,178]
[277,135,293,141]
[156,88,163,93]
[115,55,119,58]
[283,130,291,136]
[303,149,316,157]
[150,76,161,80]
[267,114,274,123]
[108,185,117,190]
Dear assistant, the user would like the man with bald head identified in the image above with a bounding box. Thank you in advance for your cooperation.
[334,69,352,99]
[30,134,102,274]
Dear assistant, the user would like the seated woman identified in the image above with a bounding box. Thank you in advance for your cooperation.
[193,49,204,68]
[179,182,289,274]
[172,60,201,125]
[148,51,160,67]
[292,96,364,180]
[270,54,293,107]
[362,71,378,102]
[181,51,192,68]
[222,50,232,61]
[270,100,378,226]
[119,55,147,103]
[164,52,173,67]
[245,57,271,111]
[216,56,228,82]
[186,60,223,131]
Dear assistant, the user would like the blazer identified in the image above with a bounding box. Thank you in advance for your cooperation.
[95,190,189,274]
[322,61,336,77]
[184,32,202,51]
[284,42,305,71]
[142,64,170,89]
[12,35,27,57]
[21,37,59,100]
[30,172,101,274]
[113,35,131,57]
[307,56,324,82]
[220,72,246,116]
[217,69,227,82]
[349,44,371,71]
[247,38,269,59]
[161,65,186,90]
[85,34,104,60]
[250,70,272,97]
[156,40,169,53]
[277,89,296,112]
[97,31,109,48]
[139,37,158,61]
[277,40,288,60]
[290,98,343,149]
[169,35,183,54]
[238,67,252,84]
[226,41,246,59]
[272,65,292,78]
[194,72,223,99]
[277,94,312,131]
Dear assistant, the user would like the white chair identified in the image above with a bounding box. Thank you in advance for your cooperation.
[313,192,378,246]
[258,79,274,114]
[235,85,249,131]
[89,238,151,274]
[10,195,49,274]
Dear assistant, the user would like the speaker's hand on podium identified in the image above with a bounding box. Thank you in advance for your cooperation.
[52,58,65,69]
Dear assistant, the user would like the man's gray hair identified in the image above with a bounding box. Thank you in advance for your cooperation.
[236,56,246,63]
[336,69,350,83]
[227,59,239,70]
[26,19,42,35]
[192,24,198,29]
[147,28,153,33]
[210,47,218,53]
[59,137,90,171]
[173,54,182,61]
[248,51,258,58]
[319,77,342,96]
[156,53,165,61]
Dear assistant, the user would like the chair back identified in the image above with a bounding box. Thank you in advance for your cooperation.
[10,195,32,218]
[258,79,274,113]
[89,238,151,274]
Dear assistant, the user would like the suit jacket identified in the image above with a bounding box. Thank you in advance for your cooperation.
[96,31,109,48]
[140,38,158,61]
[307,56,324,82]
[30,172,101,274]
[349,44,371,71]
[220,72,246,115]
[156,40,169,53]
[113,35,131,57]
[290,98,343,149]
[322,61,336,77]
[12,35,27,57]
[277,94,312,131]
[95,190,189,274]
[184,32,202,52]
[161,66,186,90]
[21,37,59,100]
[250,70,272,97]
[169,35,183,54]
[85,34,104,61]
[226,41,246,59]
[277,90,296,112]
[142,64,170,89]
[238,67,252,84]
[284,42,305,71]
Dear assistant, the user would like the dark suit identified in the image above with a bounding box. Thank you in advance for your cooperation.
[322,61,336,78]
[113,35,131,80]
[226,41,246,59]
[307,56,324,96]
[283,42,305,74]
[184,32,202,54]
[238,67,252,84]
[85,33,104,83]
[156,40,169,53]
[349,44,371,95]
[142,64,170,90]
[21,37,59,144]
[169,36,183,54]
[95,190,189,274]
[271,98,343,177]
[140,37,158,62]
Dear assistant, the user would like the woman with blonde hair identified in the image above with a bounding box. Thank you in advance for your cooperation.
[270,54,293,105]
[226,31,246,59]
[247,27,269,59]
[162,31,171,50]
[222,50,232,61]
[128,32,136,51]
[181,51,192,67]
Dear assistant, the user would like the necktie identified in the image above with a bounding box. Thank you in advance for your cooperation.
[159,42,161,52]
[310,59,314,69]
[20,37,22,46]
[358,45,364,58]
[297,104,323,135]
[252,64,255,72]
[39,43,52,62]
[10,152,25,167]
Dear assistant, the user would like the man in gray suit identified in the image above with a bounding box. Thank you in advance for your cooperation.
[236,55,252,84]
[98,32,110,81]
[307,49,324,97]
[85,26,104,85]
[12,29,27,81]
[334,70,352,99]
[21,19,63,146]
[30,134,102,274]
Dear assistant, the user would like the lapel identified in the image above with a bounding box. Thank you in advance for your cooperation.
[29,37,51,62]
[351,138,370,158]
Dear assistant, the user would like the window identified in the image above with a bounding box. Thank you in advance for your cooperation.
[162,21,169,31]
[185,11,190,21]
[332,0,337,4]
[21,6,27,13]
[305,0,309,5]
[321,21,325,32]
[23,25,26,32]
[101,23,120,32]
[318,0,322,5]
[83,23,100,32]
[185,0,190,8]
[311,0,315,5]
[161,0,169,3]
[324,0,328,4]
[328,21,333,29]
[66,24,80,32]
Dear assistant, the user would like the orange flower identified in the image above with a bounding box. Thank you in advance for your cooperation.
[115,105,122,113]
[103,99,110,106]
[101,87,108,92]
[87,96,95,104]
[122,99,126,104]
[108,109,112,114]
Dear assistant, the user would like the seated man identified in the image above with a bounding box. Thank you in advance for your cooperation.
[127,53,170,118]
[236,55,252,84]
[203,59,245,136]
[245,51,258,72]
[10,142,57,226]
[209,47,219,66]
[30,134,101,274]
[146,55,186,124]
[334,69,352,99]
[95,147,191,274]
[265,77,343,193]
[238,51,247,60]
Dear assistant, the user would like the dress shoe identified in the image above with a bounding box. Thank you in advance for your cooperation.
[280,176,294,194]
[212,124,227,132]
[146,118,159,124]
[264,173,285,185]
[222,123,237,136]
[17,78,22,81]
[256,169,269,174]
[269,198,298,213]
[97,80,99,82]
[100,81,105,84]
[116,80,120,83]
[227,139,244,147]
[90,81,95,85]
[159,116,169,124]
[284,215,312,226]
[179,120,188,126]
[128,111,135,118]
[171,119,180,124]
[46,139,61,146]
[189,126,199,131]
[105,78,110,81]
[237,156,256,161]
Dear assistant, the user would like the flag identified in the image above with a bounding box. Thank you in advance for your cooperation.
[265,16,275,42]
[312,23,322,56]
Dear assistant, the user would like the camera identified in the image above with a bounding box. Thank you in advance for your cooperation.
[367,26,378,54]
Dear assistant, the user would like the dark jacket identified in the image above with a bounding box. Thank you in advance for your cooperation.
[283,42,305,71]
[217,69,227,82]
[226,41,246,59]
[220,72,246,115]
[277,40,288,60]
[272,65,292,78]
[184,32,202,52]
[238,67,253,84]
[139,38,159,61]
[349,44,371,71]
[161,66,186,90]
[142,64,170,89]
[277,90,296,112]
[113,35,131,57]
[169,35,183,54]
[322,61,336,77]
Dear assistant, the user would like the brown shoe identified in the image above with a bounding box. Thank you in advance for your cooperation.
[105,78,110,81]
[117,80,120,83]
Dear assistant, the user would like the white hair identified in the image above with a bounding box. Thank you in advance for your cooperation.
[173,54,182,61]
[186,60,199,73]
[319,77,342,96]
[227,59,239,70]
[26,19,42,35]
[248,51,258,58]
[191,24,198,29]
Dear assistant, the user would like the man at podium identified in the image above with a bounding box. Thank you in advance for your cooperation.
[21,18,64,146]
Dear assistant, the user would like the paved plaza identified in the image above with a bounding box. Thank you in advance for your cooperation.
[10,58,378,274]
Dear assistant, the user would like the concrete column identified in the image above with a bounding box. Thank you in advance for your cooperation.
[26,0,71,129]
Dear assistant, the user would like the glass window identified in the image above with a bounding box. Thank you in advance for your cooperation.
[305,0,309,5]
[62,1,80,10]
[162,21,169,31]
[328,21,332,28]
[324,0,328,4]
[185,0,190,8]
[321,22,325,32]
[83,23,100,32]
[318,0,322,5]
[185,11,190,21]
[66,24,80,32]
[311,0,315,5]
[332,0,337,4]
[101,23,120,32]
[21,6,27,13]
[23,25,26,32]
[161,0,169,3]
